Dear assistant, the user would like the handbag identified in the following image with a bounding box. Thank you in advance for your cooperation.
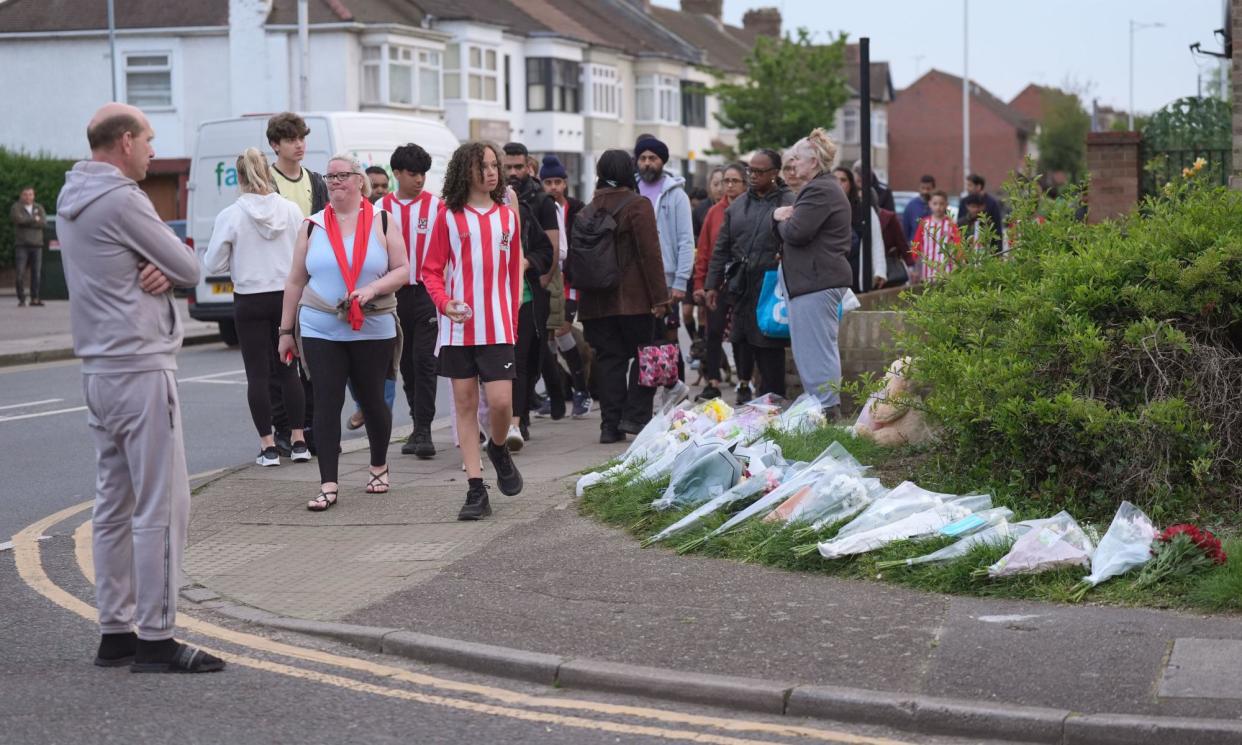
[885,254,909,287]
[755,269,791,340]
[723,260,747,300]
[637,343,681,388]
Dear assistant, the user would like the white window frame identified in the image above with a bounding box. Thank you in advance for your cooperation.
[123,51,174,111]
[585,64,621,118]
[841,105,859,144]
[636,74,679,125]
[361,42,442,109]
[872,109,888,148]
[457,44,498,103]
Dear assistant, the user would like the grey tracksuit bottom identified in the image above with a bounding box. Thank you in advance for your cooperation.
[782,272,846,409]
[83,369,190,641]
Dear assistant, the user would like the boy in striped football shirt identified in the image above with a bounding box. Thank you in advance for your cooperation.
[381,143,441,459]
[422,142,524,520]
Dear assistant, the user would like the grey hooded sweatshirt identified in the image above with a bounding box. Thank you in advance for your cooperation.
[57,161,201,373]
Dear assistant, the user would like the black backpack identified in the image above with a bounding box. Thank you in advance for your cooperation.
[565,193,640,292]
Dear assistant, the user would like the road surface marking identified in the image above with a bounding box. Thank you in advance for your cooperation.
[15,502,910,745]
[0,398,63,411]
[177,369,246,383]
[0,405,88,423]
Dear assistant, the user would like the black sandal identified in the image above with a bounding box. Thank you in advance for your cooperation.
[307,489,338,511]
[365,468,389,494]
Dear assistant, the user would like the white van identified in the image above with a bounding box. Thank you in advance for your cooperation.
[186,112,459,343]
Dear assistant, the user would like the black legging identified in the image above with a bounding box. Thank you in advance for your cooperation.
[514,302,544,427]
[301,336,393,483]
[734,342,786,397]
[234,291,304,438]
[702,296,731,383]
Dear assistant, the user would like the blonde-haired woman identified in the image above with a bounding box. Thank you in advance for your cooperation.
[772,128,854,418]
[204,147,310,467]
[277,153,409,512]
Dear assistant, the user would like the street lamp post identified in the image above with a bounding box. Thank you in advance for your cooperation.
[1129,19,1165,130]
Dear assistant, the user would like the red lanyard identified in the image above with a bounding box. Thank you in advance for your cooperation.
[322,199,374,330]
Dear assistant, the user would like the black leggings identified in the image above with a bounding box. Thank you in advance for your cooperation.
[234,291,304,438]
[734,342,787,397]
[301,336,394,483]
[703,296,732,383]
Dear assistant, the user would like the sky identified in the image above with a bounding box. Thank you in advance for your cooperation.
[651,0,1228,114]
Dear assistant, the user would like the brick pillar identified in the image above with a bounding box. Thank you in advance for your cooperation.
[1086,131,1142,224]
[1232,0,1242,189]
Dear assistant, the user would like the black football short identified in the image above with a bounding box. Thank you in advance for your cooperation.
[438,344,517,382]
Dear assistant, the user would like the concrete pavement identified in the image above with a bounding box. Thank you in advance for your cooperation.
[0,298,219,366]
[183,411,1242,744]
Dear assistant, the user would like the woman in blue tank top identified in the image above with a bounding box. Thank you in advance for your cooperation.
[277,153,410,512]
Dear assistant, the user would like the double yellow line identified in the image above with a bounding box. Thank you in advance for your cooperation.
[14,501,910,745]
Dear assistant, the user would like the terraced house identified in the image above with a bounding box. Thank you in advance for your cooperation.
[0,0,822,216]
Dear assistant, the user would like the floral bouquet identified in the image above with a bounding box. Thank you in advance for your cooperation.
[979,511,1094,578]
[1131,523,1226,590]
[1069,502,1157,601]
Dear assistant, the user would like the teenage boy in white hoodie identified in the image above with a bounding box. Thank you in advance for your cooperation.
[204,147,309,467]
[57,102,224,673]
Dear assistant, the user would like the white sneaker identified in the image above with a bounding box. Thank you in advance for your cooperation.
[256,447,280,467]
[506,425,525,453]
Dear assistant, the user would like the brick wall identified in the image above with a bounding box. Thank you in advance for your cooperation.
[1085,131,1141,223]
[889,71,1029,193]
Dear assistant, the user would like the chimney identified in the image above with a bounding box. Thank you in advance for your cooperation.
[682,0,723,19]
[742,7,781,39]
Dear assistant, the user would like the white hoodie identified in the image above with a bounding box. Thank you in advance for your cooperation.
[203,192,303,294]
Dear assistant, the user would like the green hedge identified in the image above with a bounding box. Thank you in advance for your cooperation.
[0,148,76,268]
[898,173,1242,524]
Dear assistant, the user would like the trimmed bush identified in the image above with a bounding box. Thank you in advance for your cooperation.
[898,173,1242,524]
[0,147,76,268]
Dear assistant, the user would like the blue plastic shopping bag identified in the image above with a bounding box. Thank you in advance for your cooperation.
[755,269,790,339]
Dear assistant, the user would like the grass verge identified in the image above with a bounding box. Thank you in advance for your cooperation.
[578,426,1242,613]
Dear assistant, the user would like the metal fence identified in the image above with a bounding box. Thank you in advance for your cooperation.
[1141,147,1231,196]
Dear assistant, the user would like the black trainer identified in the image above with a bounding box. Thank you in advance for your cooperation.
[457,482,492,521]
[274,431,293,457]
[599,427,626,444]
[485,439,523,496]
[402,426,437,458]
[256,446,280,467]
[735,383,753,406]
[401,431,419,455]
[695,384,722,402]
[290,441,311,463]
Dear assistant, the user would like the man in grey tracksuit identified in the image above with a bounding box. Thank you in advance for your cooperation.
[57,102,224,673]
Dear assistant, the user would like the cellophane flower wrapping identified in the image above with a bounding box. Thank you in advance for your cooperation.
[652,440,744,511]
[828,481,977,539]
[763,473,885,526]
[1079,501,1157,588]
[882,519,1029,569]
[987,511,1095,578]
[702,442,866,539]
[643,461,797,545]
[817,501,983,559]
[776,393,827,434]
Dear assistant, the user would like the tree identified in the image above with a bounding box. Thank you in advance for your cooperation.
[1142,96,1230,151]
[1036,88,1091,182]
[712,29,850,153]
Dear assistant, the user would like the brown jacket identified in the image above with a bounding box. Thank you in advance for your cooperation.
[10,200,46,247]
[576,187,668,321]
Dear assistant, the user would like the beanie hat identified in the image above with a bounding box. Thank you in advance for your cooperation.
[539,154,567,181]
[634,136,669,165]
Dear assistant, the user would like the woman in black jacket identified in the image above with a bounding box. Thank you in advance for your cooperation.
[703,149,795,400]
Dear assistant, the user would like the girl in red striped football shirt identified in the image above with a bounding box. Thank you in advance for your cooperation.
[422,142,524,520]
[910,190,963,284]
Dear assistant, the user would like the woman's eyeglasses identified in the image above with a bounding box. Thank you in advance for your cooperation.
[746,167,777,175]
[722,177,745,185]
[324,172,360,183]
